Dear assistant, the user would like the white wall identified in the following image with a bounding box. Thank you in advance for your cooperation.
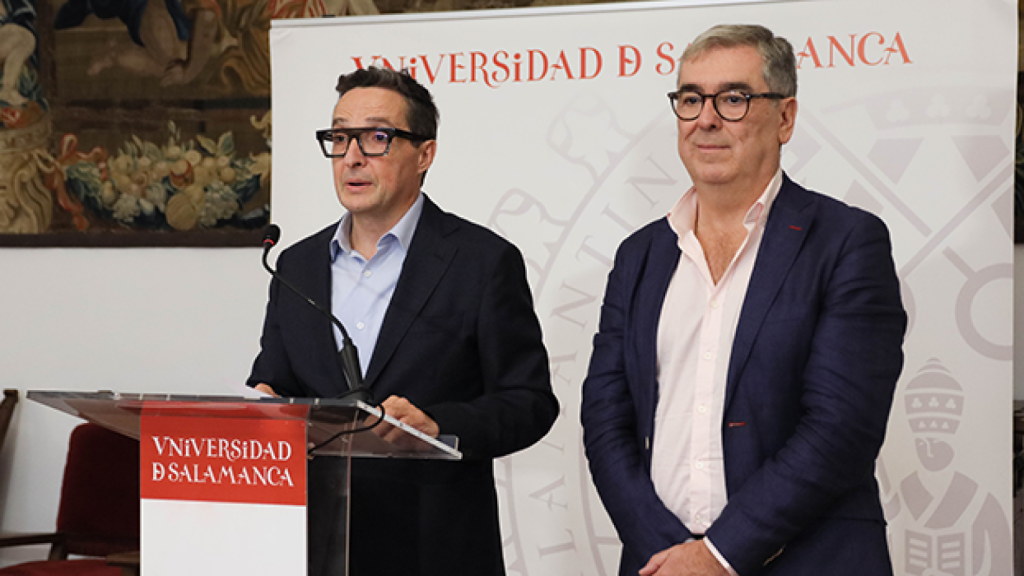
[0,247,270,565]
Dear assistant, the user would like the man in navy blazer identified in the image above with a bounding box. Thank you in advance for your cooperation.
[581,25,906,576]
[248,67,558,576]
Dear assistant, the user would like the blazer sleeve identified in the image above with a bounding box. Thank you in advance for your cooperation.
[707,211,906,575]
[245,229,339,399]
[246,254,305,397]
[581,236,694,566]
[425,242,560,460]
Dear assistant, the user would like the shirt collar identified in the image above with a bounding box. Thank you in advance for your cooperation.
[666,168,784,238]
[330,192,425,260]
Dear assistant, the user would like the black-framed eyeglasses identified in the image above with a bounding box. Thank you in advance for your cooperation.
[667,90,786,122]
[315,127,431,158]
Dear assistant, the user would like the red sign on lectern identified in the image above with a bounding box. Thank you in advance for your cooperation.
[140,414,306,506]
[135,402,310,575]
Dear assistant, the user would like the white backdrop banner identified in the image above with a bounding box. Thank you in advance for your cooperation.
[270,0,1016,574]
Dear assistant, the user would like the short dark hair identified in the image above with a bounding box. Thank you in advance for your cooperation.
[335,67,439,141]
[680,24,797,98]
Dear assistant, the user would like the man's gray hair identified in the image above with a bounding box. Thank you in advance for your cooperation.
[679,24,797,98]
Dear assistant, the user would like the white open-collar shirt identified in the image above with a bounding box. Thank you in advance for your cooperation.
[652,169,782,569]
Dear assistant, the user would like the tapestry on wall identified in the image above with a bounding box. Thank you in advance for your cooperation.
[0,0,384,246]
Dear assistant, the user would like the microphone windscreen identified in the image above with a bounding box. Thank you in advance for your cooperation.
[263,224,281,246]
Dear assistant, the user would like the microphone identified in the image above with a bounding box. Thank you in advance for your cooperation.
[260,224,372,403]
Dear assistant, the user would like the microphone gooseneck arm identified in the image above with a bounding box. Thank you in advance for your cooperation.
[261,226,370,402]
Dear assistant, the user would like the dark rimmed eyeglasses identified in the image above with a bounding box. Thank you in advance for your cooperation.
[315,127,431,158]
[667,90,787,122]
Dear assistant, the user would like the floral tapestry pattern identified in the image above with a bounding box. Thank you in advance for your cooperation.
[0,0,284,245]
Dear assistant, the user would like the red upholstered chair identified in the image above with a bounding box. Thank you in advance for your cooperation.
[0,423,140,576]
[0,391,18,457]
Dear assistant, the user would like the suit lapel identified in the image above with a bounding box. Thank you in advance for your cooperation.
[724,177,816,409]
[310,225,348,395]
[363,196,457,388]
[636,220,682,396]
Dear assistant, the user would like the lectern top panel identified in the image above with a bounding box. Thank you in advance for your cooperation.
[27,391,462,460]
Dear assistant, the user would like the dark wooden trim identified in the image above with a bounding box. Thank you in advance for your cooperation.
[0,229,263,248]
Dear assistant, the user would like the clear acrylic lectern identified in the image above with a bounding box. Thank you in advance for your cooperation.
[28,390,461,576]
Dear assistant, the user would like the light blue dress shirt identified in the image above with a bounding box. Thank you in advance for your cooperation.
[329,193,425,377]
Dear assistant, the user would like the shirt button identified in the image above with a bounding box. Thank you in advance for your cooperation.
[363,270,372,278]
[702,351,713,361]
[697,404,707,414]
[694,460,704,470]
[709,300,720,309]
[356,322,365,330]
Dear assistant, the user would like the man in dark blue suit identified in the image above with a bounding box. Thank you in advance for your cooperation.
[248,67,558,576]
[581,24,906,576]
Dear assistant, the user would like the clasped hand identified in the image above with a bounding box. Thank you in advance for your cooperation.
[639,540,730,576]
